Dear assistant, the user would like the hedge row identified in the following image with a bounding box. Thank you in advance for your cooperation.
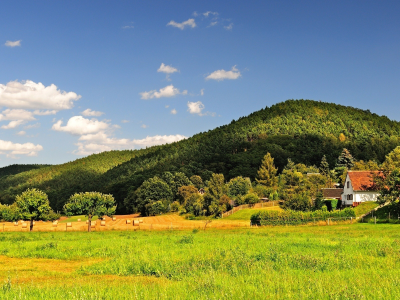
[250,208,356,226]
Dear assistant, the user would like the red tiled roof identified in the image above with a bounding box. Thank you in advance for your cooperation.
[348,171,380,191]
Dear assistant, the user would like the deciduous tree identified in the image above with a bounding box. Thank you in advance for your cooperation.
[64,192,116,232]
[15,188,52,231]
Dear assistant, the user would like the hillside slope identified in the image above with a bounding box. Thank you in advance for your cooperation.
[0,164,51,178]
[1,99,400,212]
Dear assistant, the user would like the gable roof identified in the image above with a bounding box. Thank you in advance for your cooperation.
[347,171,380,191]
[321,188,343,198]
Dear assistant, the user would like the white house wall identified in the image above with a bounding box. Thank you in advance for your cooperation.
[341,174,354,205]
[354,191,380,202]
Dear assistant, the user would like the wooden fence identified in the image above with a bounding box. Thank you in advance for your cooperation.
[222,201,279,218]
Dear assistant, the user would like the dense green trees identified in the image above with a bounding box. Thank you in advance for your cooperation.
[64,192,116,232]
[2,99,400,214]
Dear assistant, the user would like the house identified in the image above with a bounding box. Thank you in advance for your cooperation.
[342,171,380,207]
[198,188,205,195]
[321,188,343,200]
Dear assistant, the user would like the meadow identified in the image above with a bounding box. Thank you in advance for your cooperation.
[0,223,400,299]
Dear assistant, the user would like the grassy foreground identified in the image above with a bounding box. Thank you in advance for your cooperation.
[1,224,400,299]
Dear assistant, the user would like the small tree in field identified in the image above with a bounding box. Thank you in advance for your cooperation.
[15,188,52,231]
[63,192,116,232]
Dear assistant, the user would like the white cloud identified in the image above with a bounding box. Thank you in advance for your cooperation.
[0,109,35,121]
[209,21,218,27]
[200,89,204,96]
[141,124,148,128]
[187,101,216,117]
[167,18,196,30]
[165,105,170,108]
[0,139,43,157]
[5,40,21,47]
[187,101,205,115]
[0,80,81,110]
[203,11,218,17]
[206,65,241,81]
[140,85,187,100]
[52,116,109,135]
[224,23,233,30]
[1,120,25,129]
[122,25,134,29]
[121,120,129,123]
[81,109,104,117]
[157,63,179,74]
[171,109,177,115]
[16,131,26,136]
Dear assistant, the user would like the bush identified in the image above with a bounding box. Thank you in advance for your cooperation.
[243,193,259,205]
[251,208,356,226]
[170,201,182,212]
[281,192,313,211]
[146,200,166,216]
[252,185,273,198]
[0,204,20,222]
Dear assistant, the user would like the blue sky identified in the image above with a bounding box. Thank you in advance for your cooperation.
[0,0,399,166]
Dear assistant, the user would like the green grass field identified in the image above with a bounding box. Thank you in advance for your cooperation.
[1,224,400,299]
[222,206,282,220]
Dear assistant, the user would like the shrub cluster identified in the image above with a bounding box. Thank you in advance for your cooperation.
[250,208,355,226]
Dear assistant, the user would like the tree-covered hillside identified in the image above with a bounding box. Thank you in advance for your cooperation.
[1,99,400,212]
[0,164,51,178]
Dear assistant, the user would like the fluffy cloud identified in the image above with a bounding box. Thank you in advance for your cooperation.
[122,25,134,29]
[121,120,129,123]
[140,85,187,100]
[81,109,104,117]
[140,124,148,128]
[157,63,178,74]
[200,89,204,96]
[167,18,196,30]
[187,101,215,117]
[0,109,35,121]
[0,80,81,110]
[1,120,25,129]
[206,66,241,81]
[0,139,43,157]
[187,101,205,114]
[16,131,26,136]
[5,40,21,47]
[170,109,177,115]
[52,116,109,135]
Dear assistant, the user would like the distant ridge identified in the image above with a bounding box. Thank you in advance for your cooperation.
[1,99,399,213]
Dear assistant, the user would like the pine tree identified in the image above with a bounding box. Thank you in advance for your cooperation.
[337,148,354,169]
[256,153,278,187]
[319,155,330,177]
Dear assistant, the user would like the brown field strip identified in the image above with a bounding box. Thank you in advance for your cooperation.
[0,214,252,232]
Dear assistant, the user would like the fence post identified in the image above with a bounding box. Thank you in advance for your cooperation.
[375,216,376,225]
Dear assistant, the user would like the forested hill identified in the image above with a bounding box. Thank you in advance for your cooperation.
[1,99,400,212]
[0,164,51,178]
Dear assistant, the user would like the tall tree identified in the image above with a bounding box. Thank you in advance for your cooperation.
[337,148,354,169]
[319,155,330,177]
[64,192,116,232]
[256,153,278,187]
[15,188,52,231]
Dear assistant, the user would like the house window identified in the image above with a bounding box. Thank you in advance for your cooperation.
[347,181,349,188]
[346,194,353,201]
